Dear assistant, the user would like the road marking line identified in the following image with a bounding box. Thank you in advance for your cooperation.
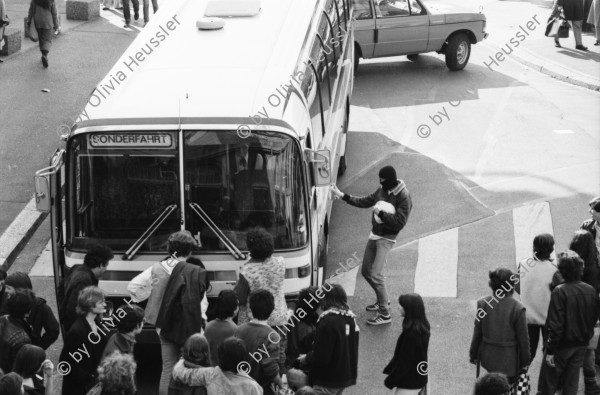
[512,202,554,266]
[414,227,458,297]
[328,266,360,297]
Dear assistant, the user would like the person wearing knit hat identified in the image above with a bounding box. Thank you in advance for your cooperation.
[330,165,412,326]
[5,272,59,350]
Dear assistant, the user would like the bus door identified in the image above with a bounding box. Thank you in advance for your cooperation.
[35,149,67,326]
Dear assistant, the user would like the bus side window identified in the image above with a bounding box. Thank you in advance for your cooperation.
[307,62,326,140]
[333,0,346,33]
[323,9,339,62]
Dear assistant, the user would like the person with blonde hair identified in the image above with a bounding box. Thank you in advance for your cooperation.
[59,286,109,395]
[87,351,137,395]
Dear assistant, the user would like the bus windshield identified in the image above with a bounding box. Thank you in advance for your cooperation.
[67,131,308,253]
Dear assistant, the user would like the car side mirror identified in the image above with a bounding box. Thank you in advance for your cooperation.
[34,175,50,212]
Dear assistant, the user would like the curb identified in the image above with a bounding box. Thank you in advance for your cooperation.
[0,197,47,271]
[483,40,600,92]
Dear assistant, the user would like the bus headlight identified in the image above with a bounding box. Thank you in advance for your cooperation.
[298,264,311,278]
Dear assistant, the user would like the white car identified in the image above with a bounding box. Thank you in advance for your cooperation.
[353,0,488,71]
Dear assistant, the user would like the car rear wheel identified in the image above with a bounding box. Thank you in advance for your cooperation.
[407,54,419,61]
[445,33,471,71]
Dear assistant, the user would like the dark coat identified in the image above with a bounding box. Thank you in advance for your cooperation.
[383,329,429,390]
[559,0,586,20]
[343,180,412,240]
[29,297,60,350]
[60,265,99,333]
[469,295,530,377]
[59,317,108,395]
[0,316,33,373]
[156,261,206,346]
[306,309,359,389]
[581,219,597,239]
[546,280,600,354]
[27,0,58,29]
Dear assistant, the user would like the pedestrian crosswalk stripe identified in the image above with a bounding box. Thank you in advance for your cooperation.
[414,227,458,297]
[512,201,554,267]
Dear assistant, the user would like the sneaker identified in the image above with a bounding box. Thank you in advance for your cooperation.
[366,313,391,326]
[41,55,48,68]
[365,300,391,312]
[575,45,588,51]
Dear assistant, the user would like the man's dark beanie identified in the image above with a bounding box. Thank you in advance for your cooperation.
[379,166,397,181]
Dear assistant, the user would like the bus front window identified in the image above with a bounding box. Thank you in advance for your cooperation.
[184,131,308,251]
[68,132,180,252]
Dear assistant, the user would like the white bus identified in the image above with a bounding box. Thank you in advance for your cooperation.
[35,0,354,339]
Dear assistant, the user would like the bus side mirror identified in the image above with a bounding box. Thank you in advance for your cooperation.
[310,150,331,186]
[34,175,51,212]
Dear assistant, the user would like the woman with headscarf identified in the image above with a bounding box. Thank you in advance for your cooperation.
[26,0,58,68]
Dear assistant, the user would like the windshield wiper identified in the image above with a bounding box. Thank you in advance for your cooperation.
[123,204,177,261]
[188,202,246,260]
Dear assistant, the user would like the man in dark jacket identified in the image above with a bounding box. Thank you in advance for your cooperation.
[582,196,600,254]
[0,289,34,373]
[5,272,59,350]
[557,0,588,50]
[60,244,113,332]
[101,304,144,361]
[330,165,412,325]
[538,250,600,395]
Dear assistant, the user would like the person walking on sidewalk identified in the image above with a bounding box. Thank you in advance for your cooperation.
[26,0,59,68]
[122,0,140,28]
[0,0,9,63]
[141,0,158,26]
[589,0,600,44]
[330,165,412,326]
[556,0,589,50]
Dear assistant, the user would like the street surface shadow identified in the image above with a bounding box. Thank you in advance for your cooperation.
[353,56,526,108]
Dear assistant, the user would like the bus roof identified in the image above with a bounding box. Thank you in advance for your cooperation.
[78,0,318,132]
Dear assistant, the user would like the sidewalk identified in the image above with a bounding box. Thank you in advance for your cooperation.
[451,0,600,91]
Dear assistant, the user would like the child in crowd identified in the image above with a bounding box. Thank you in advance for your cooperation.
[101,304,145,361]
[286,286,319,369]
[5,272,60,350]
[168,333,210,395]
[13,344,54,395]
[204,290,238,367]
[235,289,283,394]
[171,336,262,395]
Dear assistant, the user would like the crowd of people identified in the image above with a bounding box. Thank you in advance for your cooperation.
[0,164,599,395]
[470,196,600,395]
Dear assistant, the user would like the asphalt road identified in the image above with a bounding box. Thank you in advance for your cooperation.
[2,3,600,395]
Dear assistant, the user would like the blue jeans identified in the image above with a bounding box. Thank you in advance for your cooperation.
[361,238,394,315]
[537,346,586,395]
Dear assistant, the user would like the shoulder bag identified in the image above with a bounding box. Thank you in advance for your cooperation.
[24,17,38,42]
